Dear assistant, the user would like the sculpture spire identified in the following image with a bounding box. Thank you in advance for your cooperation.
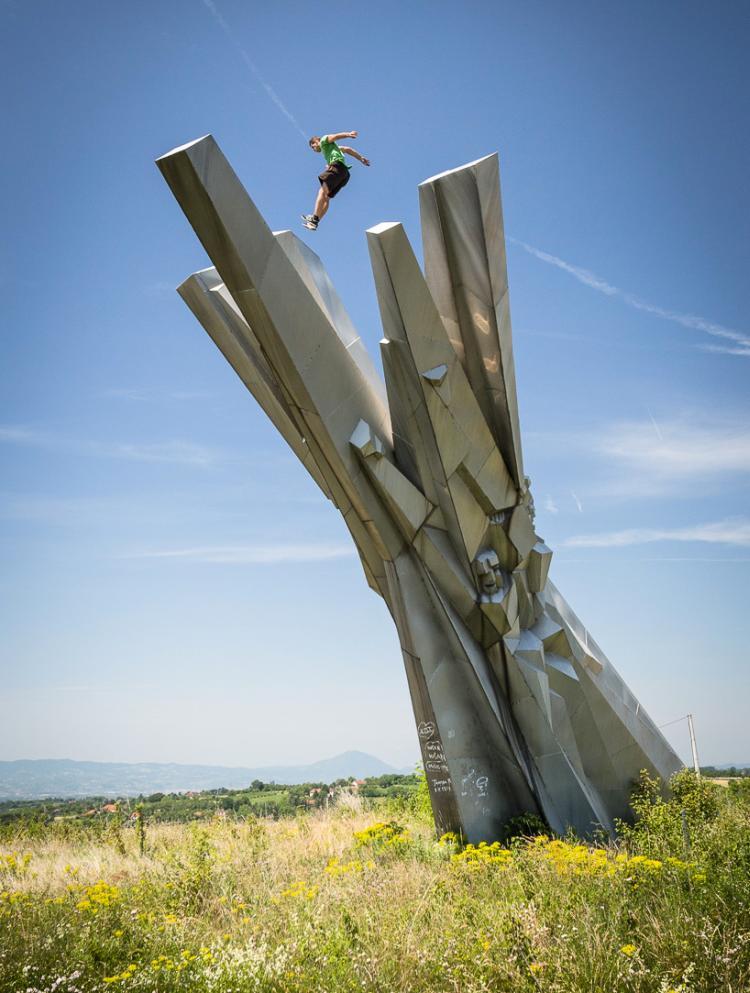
[158,135,681,841]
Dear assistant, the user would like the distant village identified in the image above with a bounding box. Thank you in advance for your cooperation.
[0,773,421,826]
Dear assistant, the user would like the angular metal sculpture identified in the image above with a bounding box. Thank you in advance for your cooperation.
[157,136,681,841]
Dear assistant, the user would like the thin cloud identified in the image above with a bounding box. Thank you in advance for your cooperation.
[510,238,750,355]
[532,417,750,501]
[701,343,750,357]
[110,441,218,466]
[0,425,39,444]
[169,391,213,401]
[570,490,583,513]
[100,388,213,403]
[100,388,151,401]
[145,280,177,297]
[0,493,126,526]
[126,544,356,564]
[595,419,750,479]
[0,424,221,467]
[201,0,307,139]
[544,496,559,515]
[515,328,586,342]
[565,518,750,549]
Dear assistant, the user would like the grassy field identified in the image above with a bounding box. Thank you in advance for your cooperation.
[1,772,748,993]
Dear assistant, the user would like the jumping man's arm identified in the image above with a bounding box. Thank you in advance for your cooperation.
[325,130,358,143]
[339,146,371,167]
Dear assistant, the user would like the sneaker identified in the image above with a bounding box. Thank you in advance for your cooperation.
[301,213,318,230]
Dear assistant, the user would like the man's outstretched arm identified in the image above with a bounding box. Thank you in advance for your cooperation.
[339,145,371,167]
[325,130,358,143]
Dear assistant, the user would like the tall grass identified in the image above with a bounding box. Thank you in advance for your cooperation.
[1,773,748,992]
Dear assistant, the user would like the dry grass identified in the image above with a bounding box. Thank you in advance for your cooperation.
[1,777,749,993]
[7,806,384,896]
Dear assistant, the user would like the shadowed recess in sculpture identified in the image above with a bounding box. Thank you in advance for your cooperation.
[157,136,681,842]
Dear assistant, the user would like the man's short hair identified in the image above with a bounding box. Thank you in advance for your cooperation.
[309,136,320,147]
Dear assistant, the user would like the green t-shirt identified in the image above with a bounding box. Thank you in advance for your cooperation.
[320,136,351,169]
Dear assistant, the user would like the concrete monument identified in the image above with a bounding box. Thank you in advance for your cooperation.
[157,136,681,841]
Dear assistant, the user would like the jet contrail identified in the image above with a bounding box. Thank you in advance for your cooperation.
[201,0,307,139]
[509,237,750,357]
[646,406,663,442]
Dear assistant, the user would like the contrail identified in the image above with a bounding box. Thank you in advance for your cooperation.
[201,0,307,139]
[646,406,663,442]
[509,237,750,357]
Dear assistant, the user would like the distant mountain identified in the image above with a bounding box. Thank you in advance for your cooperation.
[0,751,412,800]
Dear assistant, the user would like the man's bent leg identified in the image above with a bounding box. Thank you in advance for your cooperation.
[303,183,330,230]
[314,184,330,220]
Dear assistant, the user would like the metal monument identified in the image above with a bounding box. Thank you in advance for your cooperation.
[158,136,681,841]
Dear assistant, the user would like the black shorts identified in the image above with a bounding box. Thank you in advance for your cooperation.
[318,161,350,198]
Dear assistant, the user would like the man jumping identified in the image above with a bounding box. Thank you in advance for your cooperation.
[301,130,371,230]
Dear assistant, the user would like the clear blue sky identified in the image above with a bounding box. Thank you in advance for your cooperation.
[2,0,748,769]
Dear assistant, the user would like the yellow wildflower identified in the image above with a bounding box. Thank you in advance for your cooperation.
[353,821,410,848]
[0,852,32,875]
[280,880,318,900]
[451,840,513,868]
[75,881,121,914]
[438,831,460,847]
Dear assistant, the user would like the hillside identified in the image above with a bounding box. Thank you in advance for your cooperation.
[0,751,410,799]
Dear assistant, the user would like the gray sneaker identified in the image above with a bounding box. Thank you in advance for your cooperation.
[301,214,319,230]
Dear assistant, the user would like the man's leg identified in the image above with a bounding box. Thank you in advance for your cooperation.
[314,183,330,220]
[302,183,330,230]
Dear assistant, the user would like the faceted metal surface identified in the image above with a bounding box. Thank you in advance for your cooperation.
[158,136,681,841]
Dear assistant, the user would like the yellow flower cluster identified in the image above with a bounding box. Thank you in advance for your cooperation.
[151,948,214,971]
[0,851,32,875]
[280,880,318,900]
[442,834,708,887]
[217,895,252,919]
[324,856,375,876]
[0,889,32,916]
[437,831,460,847]
[534,837,615,876]
[451,841,513,868]
[352,821,410,848]
[103,963,137,983]
[620,943,638,958]
[75,880,121,913]
[664,856,706,883]
[151,955,176,972]
[622,854,664,873]
[531,836,706,882]
[105,947,214,983]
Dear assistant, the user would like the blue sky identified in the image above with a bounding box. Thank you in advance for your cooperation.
[2,0,748,770]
